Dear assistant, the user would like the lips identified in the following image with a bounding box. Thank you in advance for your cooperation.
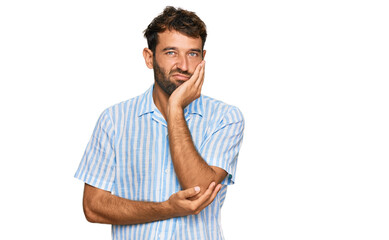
[172,74,190,81]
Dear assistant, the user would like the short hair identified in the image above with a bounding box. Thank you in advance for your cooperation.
[143,6,207,53]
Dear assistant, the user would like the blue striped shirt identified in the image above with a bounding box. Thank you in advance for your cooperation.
[75,85,244,240]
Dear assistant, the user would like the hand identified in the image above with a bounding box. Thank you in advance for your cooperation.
[166,181,221,217]
[168,60,205,110]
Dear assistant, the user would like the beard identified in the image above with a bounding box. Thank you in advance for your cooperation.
[153,58,192,96]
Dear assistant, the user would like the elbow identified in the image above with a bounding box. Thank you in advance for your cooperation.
[83,209,96,223]
[83,200,96,223]
[204,171,218,187]
[203,167,223,184]
[83,196,101,223]
[82,184,112,224]
[197,167,227,192]
[193,170,219,194]
[181,166,227,196]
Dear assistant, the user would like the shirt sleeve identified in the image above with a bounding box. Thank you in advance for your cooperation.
[74,109,116,192]
[199,106,245,185]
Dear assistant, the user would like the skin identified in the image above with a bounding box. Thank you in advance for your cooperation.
[82,30,226,225]
[83,182,220,225]
[143,30,228,196]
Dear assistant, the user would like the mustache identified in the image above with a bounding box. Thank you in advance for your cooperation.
[170,68,192,77]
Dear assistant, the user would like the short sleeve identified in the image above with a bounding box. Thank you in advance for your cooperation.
[74,110,116,192]
[199,107,244,185]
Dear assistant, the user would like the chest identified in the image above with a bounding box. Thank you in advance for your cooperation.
[113,114,207,201]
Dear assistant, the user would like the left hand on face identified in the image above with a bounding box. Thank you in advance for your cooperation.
[168,60,205,110]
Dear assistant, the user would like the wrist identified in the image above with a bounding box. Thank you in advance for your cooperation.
[161,199,176,218]
[167,102,184,117]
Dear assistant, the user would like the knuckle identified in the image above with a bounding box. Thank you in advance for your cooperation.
[190,205,197,212]
[189,203,198,213]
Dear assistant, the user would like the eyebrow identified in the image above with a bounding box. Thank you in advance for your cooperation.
[162,47,202,53]
[162,47,177,52]
[190,48,202,53]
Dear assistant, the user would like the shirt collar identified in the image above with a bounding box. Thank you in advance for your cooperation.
[138,85,155,117]
[138,84,204,118]
[185,94,204,117]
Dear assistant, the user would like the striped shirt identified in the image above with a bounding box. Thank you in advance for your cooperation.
[75,85,244,240]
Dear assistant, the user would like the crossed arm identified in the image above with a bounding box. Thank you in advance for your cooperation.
[83,61,227,225]
[83,182,220,225]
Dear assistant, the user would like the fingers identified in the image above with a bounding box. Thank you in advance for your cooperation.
[190,60,205,86]
[194,61,205,89]
[198,65,205,90]
[168,182,222,217]
[177,186,201,199]
[191,182,222,214]
[191,60,204,81]
[198,183,222,211]
[190,61,205,100]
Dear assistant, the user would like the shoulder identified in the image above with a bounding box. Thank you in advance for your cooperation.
[201,95,244,124]
[101,90,148,123]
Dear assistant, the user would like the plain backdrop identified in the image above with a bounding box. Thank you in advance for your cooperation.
[1,0,388,239]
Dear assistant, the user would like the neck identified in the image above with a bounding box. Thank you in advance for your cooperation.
[152,83,170,121]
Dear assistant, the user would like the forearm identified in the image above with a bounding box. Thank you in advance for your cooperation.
[167,106,219,191]
[83,184,172,225]
[83,183,221,225]
[166,61,226,192]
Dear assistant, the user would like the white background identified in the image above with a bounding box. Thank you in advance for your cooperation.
[1,0,388,239]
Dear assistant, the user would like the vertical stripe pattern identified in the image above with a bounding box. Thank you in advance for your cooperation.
[75,85,245,240]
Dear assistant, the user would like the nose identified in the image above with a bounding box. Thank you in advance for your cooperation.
[176,54,188,72]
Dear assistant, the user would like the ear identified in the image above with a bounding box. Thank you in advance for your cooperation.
[202,50,206,59]
[143,48,154,69]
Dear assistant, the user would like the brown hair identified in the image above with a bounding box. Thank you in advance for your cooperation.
[143,6,207,53]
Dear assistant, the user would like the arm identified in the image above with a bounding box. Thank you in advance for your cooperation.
[167,61,227,194]
[82,182,221,225]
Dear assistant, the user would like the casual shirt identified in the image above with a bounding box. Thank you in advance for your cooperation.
[75,85,244,240]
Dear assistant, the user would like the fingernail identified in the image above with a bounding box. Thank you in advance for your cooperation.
[194,186,200,192]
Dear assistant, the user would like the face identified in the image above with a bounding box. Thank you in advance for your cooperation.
[146,30,205,95]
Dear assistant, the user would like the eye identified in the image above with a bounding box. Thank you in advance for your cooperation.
[189,52,199,57]
[166,51,176,56]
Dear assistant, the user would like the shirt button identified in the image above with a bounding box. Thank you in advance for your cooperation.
[164,169,168,174]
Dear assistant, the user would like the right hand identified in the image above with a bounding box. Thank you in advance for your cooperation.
[166,182,222,217]
[168,60,205,111]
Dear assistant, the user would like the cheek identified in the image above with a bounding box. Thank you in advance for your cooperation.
[158,59,176,74]
[154,58,170,74]
[188,59,202,72]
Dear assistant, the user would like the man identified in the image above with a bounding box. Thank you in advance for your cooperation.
[75,6,244,240]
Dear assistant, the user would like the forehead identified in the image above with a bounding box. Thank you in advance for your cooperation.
[156,30,202,51]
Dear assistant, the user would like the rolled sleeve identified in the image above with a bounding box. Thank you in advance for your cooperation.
[74,110,116,192]
[199,107,245,185]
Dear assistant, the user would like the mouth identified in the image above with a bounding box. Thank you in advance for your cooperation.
[172,74,191,81]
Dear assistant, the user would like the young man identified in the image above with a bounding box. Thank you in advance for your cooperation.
[75,6,244,240]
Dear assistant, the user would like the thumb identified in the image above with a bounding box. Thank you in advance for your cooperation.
[180,186,201,199]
